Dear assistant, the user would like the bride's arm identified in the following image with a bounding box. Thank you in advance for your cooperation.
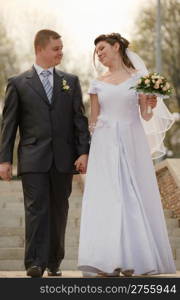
[139,94,157,121]
[88,94,100,134]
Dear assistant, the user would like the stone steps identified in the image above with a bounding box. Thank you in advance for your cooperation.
[164,209,174,218]
[0,236,24,248]
[0,214,23,227]
[176,249,180,260]
[0,260,24,271]
[0,205,81,216]
[0,227,24,236]
[0,180,180,271]
[0,217,81,229]
[0,259,77,271]
[165,218,179,229]
[172,228,180,237]
[0,229,79,248]
[174,260,180,270]
[0,177,81,270]
[169,236,180,247]
[0,258,180,271]
[164,209,180,268]
[0,195,82,208]
[0,246,78,260]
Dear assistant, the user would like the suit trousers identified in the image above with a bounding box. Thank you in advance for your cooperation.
[21,163,73,271]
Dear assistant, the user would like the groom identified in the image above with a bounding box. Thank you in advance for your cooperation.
[0,29,90,277]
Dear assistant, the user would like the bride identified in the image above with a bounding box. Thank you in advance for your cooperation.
[77,33,176,277]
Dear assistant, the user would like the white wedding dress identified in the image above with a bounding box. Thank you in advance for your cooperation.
[78,71,176,275]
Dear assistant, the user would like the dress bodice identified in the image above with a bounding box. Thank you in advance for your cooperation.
[88,72,142,127]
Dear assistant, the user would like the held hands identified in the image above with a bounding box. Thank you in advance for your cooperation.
[74,154,88,174]
[0,163,12,181]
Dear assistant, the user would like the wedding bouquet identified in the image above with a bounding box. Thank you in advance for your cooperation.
[130,72,173,113]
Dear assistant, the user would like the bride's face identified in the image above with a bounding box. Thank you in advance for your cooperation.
[95,41,119,67]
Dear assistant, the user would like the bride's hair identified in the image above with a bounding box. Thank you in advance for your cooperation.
[93,33,135,69]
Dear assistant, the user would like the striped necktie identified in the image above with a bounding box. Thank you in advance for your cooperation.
[41,70,53,103]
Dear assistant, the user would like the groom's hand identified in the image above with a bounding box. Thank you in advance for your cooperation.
[0,162,12,181]
[74,154,88,174]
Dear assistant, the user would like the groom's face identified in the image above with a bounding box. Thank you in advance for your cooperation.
[38,37,63,67]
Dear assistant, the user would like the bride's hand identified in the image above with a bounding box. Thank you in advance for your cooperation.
[74,154,88,174]
[139,94,157,121]
[146,95,157,108]
[138,94,157,108]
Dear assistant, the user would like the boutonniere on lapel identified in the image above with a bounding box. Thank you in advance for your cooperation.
[61,79,70,92]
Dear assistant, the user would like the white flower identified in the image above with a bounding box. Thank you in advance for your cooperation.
[163,86,168,91]
[154,83,159,89]
[62,79,70,91]
[145,79,150,84]
[152,75,157,79]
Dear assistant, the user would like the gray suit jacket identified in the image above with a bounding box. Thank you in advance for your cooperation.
[0,66,90,175]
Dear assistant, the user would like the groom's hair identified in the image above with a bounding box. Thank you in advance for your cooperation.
[34,29,61,53]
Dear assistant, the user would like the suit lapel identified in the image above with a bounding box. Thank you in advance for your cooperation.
[26,66,65,107]
[52,68,64,107]
[26,66,51,106]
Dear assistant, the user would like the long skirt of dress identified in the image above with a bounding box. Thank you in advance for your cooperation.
[78,119,176,275]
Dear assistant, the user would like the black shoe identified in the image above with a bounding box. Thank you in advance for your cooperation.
[27,265,43,277]
[47,268,62,276]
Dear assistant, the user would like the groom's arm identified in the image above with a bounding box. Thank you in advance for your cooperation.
[0,78,19,165]
[72,76,90,156]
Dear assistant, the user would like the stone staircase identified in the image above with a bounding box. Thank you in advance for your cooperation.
[0,176,82,270]
[0,177,180,271]
[164,209,180,269]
